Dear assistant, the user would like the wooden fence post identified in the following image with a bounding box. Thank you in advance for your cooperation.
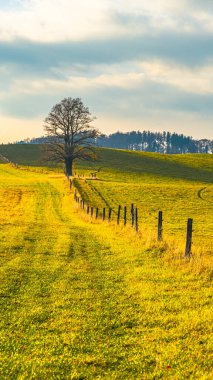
[135,208,138,232]
[124,206,127,226]
[103,208,106,221]
[117,205,121,225]
[108,208,112,222]
[96,208,99,219]
[158,211,163,241]
[131,204,134,227]
[185,218,193,257]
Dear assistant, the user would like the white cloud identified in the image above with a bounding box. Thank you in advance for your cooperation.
[113,0,213,15]
[0,0,213,142]
[5,59,213,98]
[192,11,213,33]
[0,0,122,42]
[0,0,213,42]
[138,61,213,95]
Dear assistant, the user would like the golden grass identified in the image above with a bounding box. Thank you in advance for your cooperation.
[0,163,212,379]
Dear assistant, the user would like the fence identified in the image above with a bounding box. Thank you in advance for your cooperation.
[68,176,193,257]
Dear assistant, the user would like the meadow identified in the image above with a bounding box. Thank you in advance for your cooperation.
[74,149,213,255]
[0,145,212,379]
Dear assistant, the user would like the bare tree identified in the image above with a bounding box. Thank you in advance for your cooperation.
[43,97,100,176]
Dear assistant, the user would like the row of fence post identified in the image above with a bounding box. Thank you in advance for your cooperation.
[71,178,193,257]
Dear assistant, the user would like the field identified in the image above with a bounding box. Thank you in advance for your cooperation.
[0,145,213,379]
[74,149,213,255]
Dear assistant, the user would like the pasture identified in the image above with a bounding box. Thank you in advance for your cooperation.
[0,146,212,379]
[74,149,213,256]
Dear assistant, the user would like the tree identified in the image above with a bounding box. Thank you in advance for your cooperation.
[43,97,100,176]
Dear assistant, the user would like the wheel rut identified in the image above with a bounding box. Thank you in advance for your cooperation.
[197,185,213,203]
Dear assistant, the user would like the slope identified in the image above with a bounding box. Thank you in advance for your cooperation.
[0,164,212,379]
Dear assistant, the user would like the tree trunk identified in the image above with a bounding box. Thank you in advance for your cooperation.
[65,158,73,176]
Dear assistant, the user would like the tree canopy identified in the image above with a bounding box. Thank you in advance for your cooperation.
[43,97,100,175]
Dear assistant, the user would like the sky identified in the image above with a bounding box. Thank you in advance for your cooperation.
[0,0,213,143]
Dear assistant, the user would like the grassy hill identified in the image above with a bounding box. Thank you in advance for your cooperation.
[0,144,213,182]
[0,144,45,166]
[0,163,212,379]
[75,149,213,254]
[1,144,212,253]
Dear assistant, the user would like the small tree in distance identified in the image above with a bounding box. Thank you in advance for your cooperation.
[43,97,100,176]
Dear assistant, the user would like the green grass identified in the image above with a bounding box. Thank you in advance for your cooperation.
[73,149,213,254]
[77,148,213,183]
[1,144,212,182]
[0,145,213,378]
[0,144,45,166]
[0,164,212,379]
[0,144,212,251]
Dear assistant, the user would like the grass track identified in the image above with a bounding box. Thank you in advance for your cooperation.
[0,164,213,379]
[1,145,213,251]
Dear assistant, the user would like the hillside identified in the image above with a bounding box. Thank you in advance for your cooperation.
[0,144,45,166]
[1,144,213,182]
[1,144,212,253]
[0,163,212,379]
[75,149,213,253]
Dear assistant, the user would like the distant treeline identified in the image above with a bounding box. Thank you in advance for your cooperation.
[15,130,213,154]
[98,131,213,154]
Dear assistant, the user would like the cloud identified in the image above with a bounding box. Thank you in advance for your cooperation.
[1,0,213,42]
[0,30,212,81]
[0,0,213,141]
[0,0,121,42]
[184,0,213,11]
[137,61,213,95]
[0,34,213,124]
[1,71,213,120]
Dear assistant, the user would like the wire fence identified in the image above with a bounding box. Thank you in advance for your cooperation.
[68,176,193,257]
